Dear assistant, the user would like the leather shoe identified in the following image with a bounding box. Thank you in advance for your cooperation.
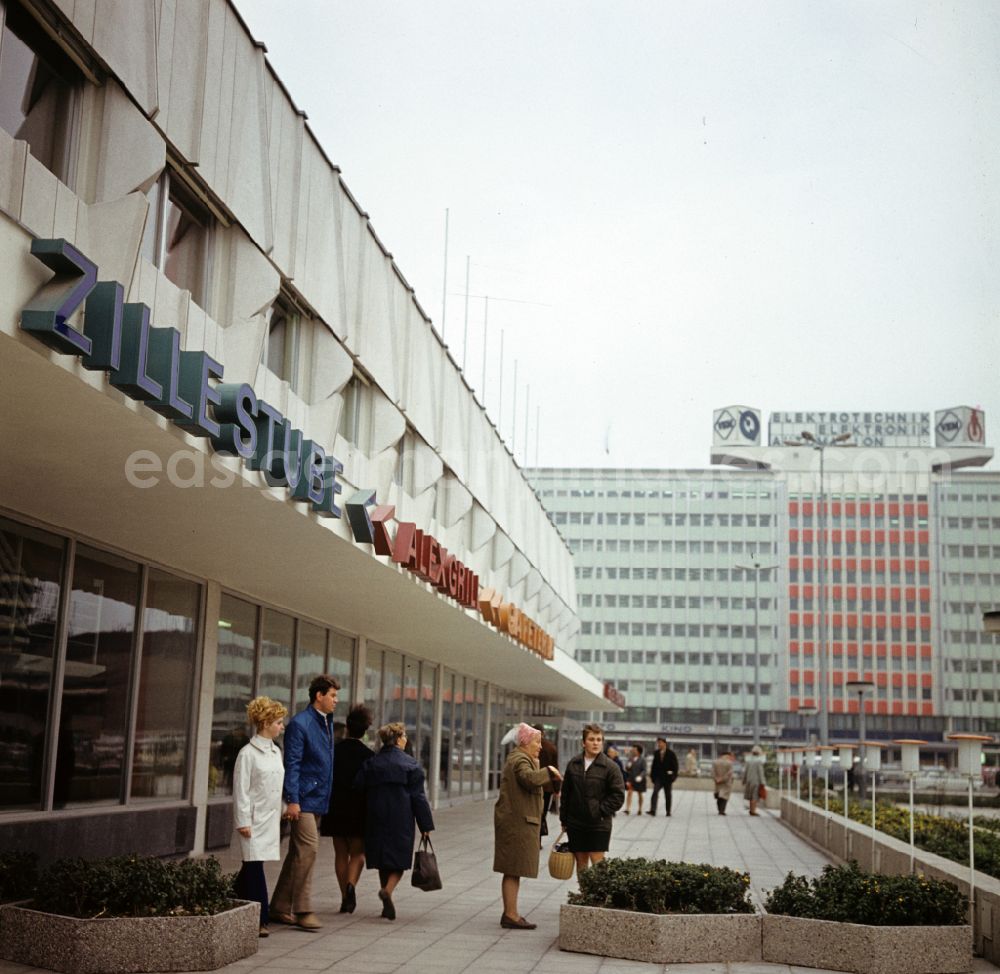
[379,889,396,921]
[341,882,356,914]
[295,912,323,930]
[270,911,296,926]
[501,914,537,930]
[645,810,654,816]
[258,925,269,938]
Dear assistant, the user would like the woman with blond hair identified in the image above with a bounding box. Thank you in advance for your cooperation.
[233,696,288,937]
[353,722,434,920]
[492,722,562,930]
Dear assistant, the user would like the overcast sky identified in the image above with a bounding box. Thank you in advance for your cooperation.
[235,1,1000,470]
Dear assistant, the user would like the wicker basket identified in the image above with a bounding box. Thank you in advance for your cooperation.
[548,831,574,880]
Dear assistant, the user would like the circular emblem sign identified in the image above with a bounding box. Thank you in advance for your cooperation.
[738,410,760,441]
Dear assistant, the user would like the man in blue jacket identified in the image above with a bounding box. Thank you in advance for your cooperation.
[270,675,339,930]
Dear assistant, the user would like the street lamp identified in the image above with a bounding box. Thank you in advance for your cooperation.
[784,431,853,745]
[737,550,778,745]
[846,679,875,801]
[947,733,993,918]
[893,738,926,873]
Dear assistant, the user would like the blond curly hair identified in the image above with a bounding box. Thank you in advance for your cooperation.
[245,696,288,731]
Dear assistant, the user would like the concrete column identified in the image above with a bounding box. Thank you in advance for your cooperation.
[191,581,221,856]
[482,684,492,798]
[354,635,367,706]
[429,666,445,808]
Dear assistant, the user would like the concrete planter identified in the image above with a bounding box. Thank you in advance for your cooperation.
[762,913,972,974]
[0,900,259,973]
[559,903,761,964]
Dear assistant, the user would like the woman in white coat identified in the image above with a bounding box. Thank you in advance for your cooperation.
[233,696,287,936]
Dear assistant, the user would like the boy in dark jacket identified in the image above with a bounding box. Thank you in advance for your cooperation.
[648,737,679,816]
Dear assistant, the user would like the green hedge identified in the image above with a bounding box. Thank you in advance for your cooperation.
[812,795,1000,880]
[766,861,967,926]
[568,857,754,915]
[32,855,235,919]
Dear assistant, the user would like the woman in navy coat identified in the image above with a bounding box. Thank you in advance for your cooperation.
[354,721,434,920]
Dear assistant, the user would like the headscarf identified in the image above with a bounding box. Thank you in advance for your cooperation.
[517,722,541,747]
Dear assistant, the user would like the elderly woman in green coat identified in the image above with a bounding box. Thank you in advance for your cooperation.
[493,723,562,930]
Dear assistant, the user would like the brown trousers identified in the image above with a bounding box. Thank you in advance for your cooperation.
[270,813,321,915]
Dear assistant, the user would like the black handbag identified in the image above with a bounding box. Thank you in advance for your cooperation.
[411,835,442,892]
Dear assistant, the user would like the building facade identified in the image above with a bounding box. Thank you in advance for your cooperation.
[531,406,1000,757]
[0,0,607,862]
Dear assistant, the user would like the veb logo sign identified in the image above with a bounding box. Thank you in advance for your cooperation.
[714,409,736,440]
[936,411,961,442]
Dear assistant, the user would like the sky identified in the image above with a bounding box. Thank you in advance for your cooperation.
[234,0,1000,471]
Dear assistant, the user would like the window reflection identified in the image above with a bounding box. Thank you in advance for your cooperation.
[259,609,293,711]
[328,631,353,705]
[295,621,326,712]
[0,518,63,809]
[57,546,139,807]
[209,594,256,797]
[130,570,200,801]
[0,0,79,183]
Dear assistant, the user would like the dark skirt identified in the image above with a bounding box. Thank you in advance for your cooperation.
[566,826,610,853]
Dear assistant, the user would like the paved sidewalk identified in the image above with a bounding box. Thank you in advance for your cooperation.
[1,789,996,973]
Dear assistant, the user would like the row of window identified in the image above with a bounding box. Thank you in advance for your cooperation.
[579,649,773,667]
[789,569,929,584]
[568,539,777,556]
[940,493,1000,503]
[791,599,926,612]
[950,659,1000,673]
[788,655,934,672]
[790,626,926,641]
[942,572,999,587]
[942,545,1000,560]
[539,489,774,500]
[614,680,774,696]
[941,517,1000,530]
[790,543,930,557]
[576,566,773,581]
[952,689,1000,702]
[581,622,779,638]
[553,512,774,527]
[794,516,929,528]
[582,594,774,610]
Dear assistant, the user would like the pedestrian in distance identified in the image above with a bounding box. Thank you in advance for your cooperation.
[493,722,562,929]
[711,750,735,815]
[270,674,339,931]
[623,744,647,815]
[560,723,625,873]
[232,696,288,938]
[320,704,374,914]
[353,722,434,921]
[648,737,679,816]
[743,744,767,816]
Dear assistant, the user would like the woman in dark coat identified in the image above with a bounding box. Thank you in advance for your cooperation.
[560,722,625,873]
[321,704,374,914]
[353,721,434,920]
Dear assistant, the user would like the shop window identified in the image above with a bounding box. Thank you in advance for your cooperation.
[210,594,257,797]
[295,621,326,712]
[129,569,199,801]
[0,0,81,184]
[57,545,140,807]
[0,516,64,810]
[258,609,293,712]
[141,170,214,308]
[338,372,374,452]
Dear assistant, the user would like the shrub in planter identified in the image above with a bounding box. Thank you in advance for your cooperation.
[0,850,38,903]
[762,862,971,974]
[0,855,257,974]
[568,857,754,914]
[765,861,967,926]
[813,794,1000,881]
[31,855,235,918]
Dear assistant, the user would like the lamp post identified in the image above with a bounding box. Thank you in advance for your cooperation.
[865,744,885,868]
[818,745,835,814]
[784,431,852,745]
[947,732,992,916]
[791,747,804,800]
[838,744,857,824]
[737,551,778,745]
[893,739,926,873]
[846,679,875,802]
